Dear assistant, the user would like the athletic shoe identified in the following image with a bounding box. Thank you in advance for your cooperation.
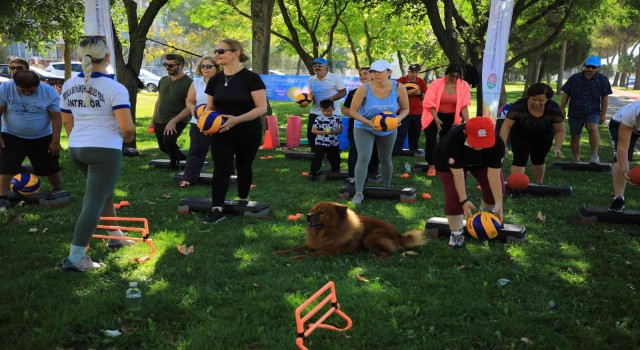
[236,199,249,206]
[346,177,355,185]
[61,256,105,272]
[0,199,9,213]
[308,174,317,182]
[351,193,364,206]
[203,208,226,224]
[608,197,625,213]
[448,233,465,248]
[590,154,600,164]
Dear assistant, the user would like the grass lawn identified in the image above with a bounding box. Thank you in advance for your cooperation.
[1,85,639,349]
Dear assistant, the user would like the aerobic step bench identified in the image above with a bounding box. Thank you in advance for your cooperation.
[172,173,237,185]
[400,149,425,157]
[284,150,326,161]
[316,170,383,184]
[552,161,612,172]
[177,197,270,217]
[8,190,71,206]
[148,159,209,169]
[578,205,640,224]
[412,162,430,172]
[424,217,526,243]
[505,183,573,196]
[338,186,416,202]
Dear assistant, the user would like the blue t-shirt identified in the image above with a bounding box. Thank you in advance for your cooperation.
[354,81,399,136]
[561,72,612,119]
[0,80,60,139]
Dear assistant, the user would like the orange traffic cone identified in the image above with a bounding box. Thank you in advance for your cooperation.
[262,130,274,149]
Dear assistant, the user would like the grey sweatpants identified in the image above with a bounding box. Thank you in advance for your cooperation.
[353,128,397,193]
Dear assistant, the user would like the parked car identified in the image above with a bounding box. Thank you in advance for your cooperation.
[628,76,636,88]
[30,67,65,93]
[139,68,161,92]
[44,61,82,77]
[0,64,11,78]
[269,70,286,75]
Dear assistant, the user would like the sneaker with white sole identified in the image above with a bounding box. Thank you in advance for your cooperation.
[448,233,465,249]
[590,154,600,163]
[61,256,105,272]
[608,197,625,213]
[351,192,364,206]
[203,208,226,224]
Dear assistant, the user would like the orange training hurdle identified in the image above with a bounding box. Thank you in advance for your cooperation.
[295,281,352,350]
[93,216,156,262]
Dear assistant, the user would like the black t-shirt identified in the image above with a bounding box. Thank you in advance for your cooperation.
[506,98,564,137]
[205,68,266,134]
[343,88,357,130]
[434,124,505,172]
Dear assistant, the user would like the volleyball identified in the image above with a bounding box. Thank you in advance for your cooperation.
[466,212,502,240]
[10,172,41,195]
[296,92,313,108]
[507,172,530,190]
[371,111,399,131]
[629,166,640,185]
[404,82,419,94]
[193,103,207,119]
[197,111,225,135]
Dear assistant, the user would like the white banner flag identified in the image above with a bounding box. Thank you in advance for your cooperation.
[84,0,117,79]
[481,0,514,120]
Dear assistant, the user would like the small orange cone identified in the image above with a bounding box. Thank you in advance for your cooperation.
[262,130,274,149]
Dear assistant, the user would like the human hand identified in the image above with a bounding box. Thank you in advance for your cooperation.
[48,141,61,155]
[0,135,4,148]
[462,200,476,218]
[218,115,237,133]
[493,206,504,223]
[434,118,443,133]
[163,121,177,135]
[599,115,606,125]
[553,148,563,158]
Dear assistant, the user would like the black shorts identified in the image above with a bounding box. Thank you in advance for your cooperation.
[0,133,60,176]
[608,120,639,163]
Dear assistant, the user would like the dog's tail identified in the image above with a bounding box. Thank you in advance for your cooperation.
[399,229,427,248]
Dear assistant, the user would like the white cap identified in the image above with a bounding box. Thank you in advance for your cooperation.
[369,60,392,72]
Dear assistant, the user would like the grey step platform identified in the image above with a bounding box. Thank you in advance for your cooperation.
[8,190,71,206]
[317,170,383,184]
[172,173,237,185]
[579,205,640,224]
[505,182,573,196]
[552,161,612,172]
[338,186,416,202]
[148,159,209,169]
[177,197,270,217]
[424,217,526,243]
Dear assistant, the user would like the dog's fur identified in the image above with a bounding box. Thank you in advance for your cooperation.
[274,202,426,259]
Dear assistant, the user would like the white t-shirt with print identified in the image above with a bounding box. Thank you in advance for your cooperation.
[313,114,342,147]
[308,72,345,114]
[612,101,640,134]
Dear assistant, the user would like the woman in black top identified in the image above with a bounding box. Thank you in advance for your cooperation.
[203,39,267,224]
[499,83,565,184]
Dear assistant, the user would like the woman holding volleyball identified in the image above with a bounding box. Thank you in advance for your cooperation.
[180,57,219,187]
[348,59,409,206]
[59,36,135,271]
[203,39,267,224]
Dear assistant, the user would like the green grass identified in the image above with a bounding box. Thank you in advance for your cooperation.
[1,86,639,349]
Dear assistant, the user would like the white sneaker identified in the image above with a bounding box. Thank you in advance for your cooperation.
[448,233,465,248]
[61,256,105,272]
[590,154,600,163]
[351,193,364,206]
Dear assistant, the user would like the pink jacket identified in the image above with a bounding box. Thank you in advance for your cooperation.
[421,77,471,130]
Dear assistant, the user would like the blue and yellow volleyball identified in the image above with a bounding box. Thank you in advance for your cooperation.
[10,172,41,195]
[296,92,313,108]
[466,212,502,240]
[371,111,399,131]
[197,111,225,135]
[404,82,419,94]
[192,103,207,119]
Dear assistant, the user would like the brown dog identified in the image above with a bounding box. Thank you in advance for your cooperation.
[274,202,426,259]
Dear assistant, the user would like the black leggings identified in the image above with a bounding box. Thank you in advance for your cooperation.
[210,127,262,206]
[424,112,455,165]
[154,121,188,168]
[510,131,554,167]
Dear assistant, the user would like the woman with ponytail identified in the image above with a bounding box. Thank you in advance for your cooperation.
[59,36,135,272]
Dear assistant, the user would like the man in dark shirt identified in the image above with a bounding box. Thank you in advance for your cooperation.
[435,117,505,248]
[560,55,612,163]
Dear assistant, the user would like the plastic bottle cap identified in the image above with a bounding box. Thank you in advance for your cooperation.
[129,282,138,287]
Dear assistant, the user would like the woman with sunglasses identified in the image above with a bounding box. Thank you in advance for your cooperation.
[422,64,471,176]
[180,57,219,187]
[203,39,267,224]
[59,36,136,271]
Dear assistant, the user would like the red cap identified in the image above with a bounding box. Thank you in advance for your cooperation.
[465,117,495,149]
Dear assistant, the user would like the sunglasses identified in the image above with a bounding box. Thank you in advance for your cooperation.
[201,64,216,69]
[584,65,598,69]
[79,35,107,46]
[214,48,235,55]
[9,65,25,71]
[312,64,324,68]
[163,63,180,68]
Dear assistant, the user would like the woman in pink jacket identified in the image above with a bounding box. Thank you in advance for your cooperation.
[422,64,471,176]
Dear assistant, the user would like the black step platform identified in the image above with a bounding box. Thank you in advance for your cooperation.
[317,171,383,184]
[8,190,71,206]
[413,162,430,172]
[338,186,416,202]
[172,173,237,185]
[400,149,425,157]
[425,217,526,243]
[148,159,209,169]
[506,183,573,196]
[284,150,327,161]
[19,164,35,173]
[177,197,270,217]
[552,161,612,172]
[579,205,640,224]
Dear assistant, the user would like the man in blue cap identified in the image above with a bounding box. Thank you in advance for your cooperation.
[560,55,612,163]
[307,58,346,151]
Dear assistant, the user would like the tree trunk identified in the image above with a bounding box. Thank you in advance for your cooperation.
[634,53,640,90]
[397,50,405,77]
[251,0,274,74]
[63,38,72,80]
[557,40,566,95]
[613,72,620,87]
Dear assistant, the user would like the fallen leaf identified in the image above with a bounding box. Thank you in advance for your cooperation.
[520,337,533,344]
[604,229,615,233]
[253,283,260,287]
[42,228,48,233]
[160,194,172,199]
[421,193,432,199]
[285,263,292,267]
[456,264,466,270]
[355,274,369,283]
[132,256,150,263]
[28,227,38,233]
[536,211,546,222]
[16,200,25,207]
[626,260,631,265]
[401,251,419,257]
[177,244,195,255]
[250,184,256,189]
[144,200,156,205]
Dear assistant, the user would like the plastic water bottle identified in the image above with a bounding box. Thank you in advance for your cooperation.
[125,282,142,314]
[404,162,411,173]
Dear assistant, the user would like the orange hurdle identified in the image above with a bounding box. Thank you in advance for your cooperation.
[295,281,352,350]
[92,217,156,262]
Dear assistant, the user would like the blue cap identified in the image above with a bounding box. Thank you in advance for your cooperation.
[584,55,601,67]
[313,57,328,66]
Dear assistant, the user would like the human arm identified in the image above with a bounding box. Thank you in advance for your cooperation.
[115,108,135,144]
[616,123,633,182]
[552,122,565,158]
[348,86,375,127]
[600,95,609,124]
[164,104,192,135]
[218,89,268,133]
[499,118,514,156]
[460,106,470,122]
[560,92,569,113]
[331,88,347,101]
[150,95,160,128]
[430,107,442,132]
[396,84,410,121]
[487,167,504,222]
[48,111,62,155]
[61,112,74,137]
[0,106,5,147]
[451,167,475,217]
[185,82,197,116]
